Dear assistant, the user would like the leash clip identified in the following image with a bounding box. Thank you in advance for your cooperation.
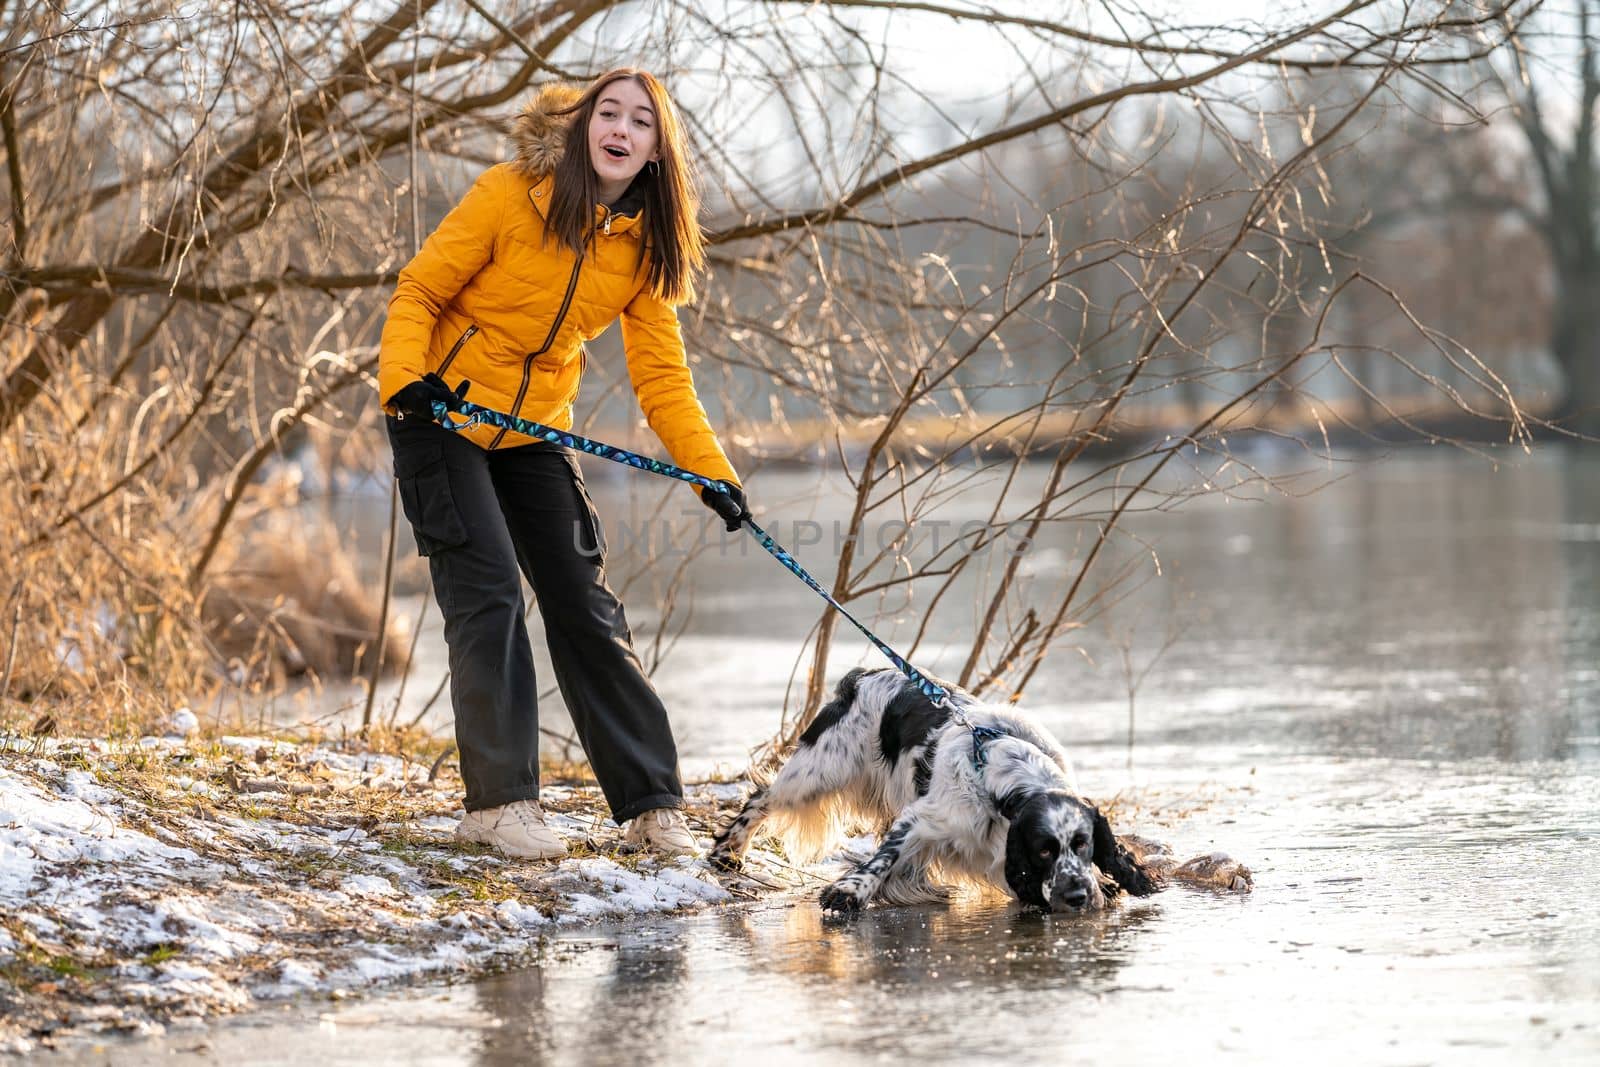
[968,723,1008,772]
[433,402,478,432]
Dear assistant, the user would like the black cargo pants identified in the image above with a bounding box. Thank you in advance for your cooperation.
[386,415,684,820]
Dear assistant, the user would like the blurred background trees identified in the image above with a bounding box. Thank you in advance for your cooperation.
[0,0,1579,739]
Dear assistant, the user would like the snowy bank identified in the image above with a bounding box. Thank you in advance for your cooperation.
[0,737,805,1053]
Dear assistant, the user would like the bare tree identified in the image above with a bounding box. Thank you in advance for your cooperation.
[0,1,1537,742]
[1493,1,1600,433]
[1367,2,1600,435]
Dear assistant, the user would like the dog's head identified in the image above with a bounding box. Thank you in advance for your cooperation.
[1002,791,1161,913]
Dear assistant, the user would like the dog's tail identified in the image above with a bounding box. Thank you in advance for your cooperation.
[829,667,870,710]
[759,804,852,865]
[750,667,890,860]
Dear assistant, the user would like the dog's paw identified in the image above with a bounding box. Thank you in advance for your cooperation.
[706,846,743,873]
[1118,833,1172,866]
[819,878,871,913]
[1173,852,1253,893]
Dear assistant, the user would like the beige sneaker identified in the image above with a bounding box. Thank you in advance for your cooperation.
[623,807,700,858]
[456,799,568,860]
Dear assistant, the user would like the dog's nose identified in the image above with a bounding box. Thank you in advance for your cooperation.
[1057,887,1089,910]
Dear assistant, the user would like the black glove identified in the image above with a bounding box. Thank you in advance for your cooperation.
[701,482,747,532]
[389,373,470,421]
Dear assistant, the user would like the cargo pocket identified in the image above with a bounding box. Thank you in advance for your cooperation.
[393,440,468,558]
[562,452,607,564]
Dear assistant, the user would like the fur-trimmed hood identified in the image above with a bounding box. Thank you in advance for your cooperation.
[510,82,582,178]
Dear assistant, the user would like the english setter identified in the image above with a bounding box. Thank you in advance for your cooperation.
[710,667,1163,913]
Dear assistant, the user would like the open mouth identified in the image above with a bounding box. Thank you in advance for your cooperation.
[603,145,628,159]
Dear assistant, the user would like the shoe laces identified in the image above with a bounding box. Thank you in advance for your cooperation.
[647,809,690,836]
[500,800,548,828]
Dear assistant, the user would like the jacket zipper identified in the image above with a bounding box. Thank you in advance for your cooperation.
[437,323,478,377]
[488,253,584,449]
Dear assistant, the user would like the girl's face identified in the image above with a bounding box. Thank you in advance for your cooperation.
[587,78,661,202]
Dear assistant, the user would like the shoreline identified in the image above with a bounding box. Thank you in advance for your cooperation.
[0,733,809,1054]
[0,727,1251,1056]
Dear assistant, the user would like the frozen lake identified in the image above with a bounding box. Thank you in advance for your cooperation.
[55,444,1600,1064]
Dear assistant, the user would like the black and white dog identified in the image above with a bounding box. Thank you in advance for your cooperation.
[710,668,1161,913]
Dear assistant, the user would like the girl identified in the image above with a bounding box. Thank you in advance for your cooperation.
[378,70,746,860]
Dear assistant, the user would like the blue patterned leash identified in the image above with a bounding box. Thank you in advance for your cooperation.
[430,397,986,729]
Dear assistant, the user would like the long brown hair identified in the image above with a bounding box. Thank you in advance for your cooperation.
[545,69,706,306]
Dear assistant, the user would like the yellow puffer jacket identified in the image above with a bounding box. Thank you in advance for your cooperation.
[377,84,738,488]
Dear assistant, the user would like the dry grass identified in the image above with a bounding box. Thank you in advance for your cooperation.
[201,504,412,689]
[1,420,408,736]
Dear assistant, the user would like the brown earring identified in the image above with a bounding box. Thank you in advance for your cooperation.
[647,160,660,177]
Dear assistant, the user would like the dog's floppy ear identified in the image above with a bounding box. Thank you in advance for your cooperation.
[1001,794,1050,909]
[1003,825,1049,909]
[1089,804,1161,898]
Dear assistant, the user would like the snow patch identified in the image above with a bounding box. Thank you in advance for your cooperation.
[693,782,751,803]
[340,874,401,899]
[564,858,732,917]
[267,959,323,993]
[59,769,119,806]
[157,960,220,983]
[0,766,200,905]
[337,947,423,983]
[494,898,549,929]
